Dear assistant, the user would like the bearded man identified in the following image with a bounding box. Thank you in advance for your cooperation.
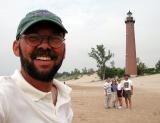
[0,10,73,123]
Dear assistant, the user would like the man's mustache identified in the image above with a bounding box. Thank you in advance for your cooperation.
[31,48,58,60]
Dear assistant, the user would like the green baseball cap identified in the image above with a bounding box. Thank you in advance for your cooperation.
[16,10,67,39]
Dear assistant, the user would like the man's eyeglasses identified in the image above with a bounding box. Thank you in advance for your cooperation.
[19,34,65,48]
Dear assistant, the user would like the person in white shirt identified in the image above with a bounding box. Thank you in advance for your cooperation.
[0,10,73,123]
[104,79,112,109]
[122,74,133,109]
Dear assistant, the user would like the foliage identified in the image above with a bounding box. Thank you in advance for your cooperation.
[136,57,160,75]
[81,67,88,74]
[55,68,95,81]
[136,57,147,75]
[97,67,124,79]
[110,60,115,68]
[88,44,113,80]
[144,68,156,74]
[87,68,95,75]
[71,68,81,75]
[115,68,125,78]
[155,59,160,72]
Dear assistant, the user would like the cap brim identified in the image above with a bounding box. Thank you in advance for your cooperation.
[20,18,68,35]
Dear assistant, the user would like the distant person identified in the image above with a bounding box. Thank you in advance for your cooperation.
[104,79,112,110]
[0,10,73,123]
[122,74,133,109]
[117,78,123,109]
[111,79,118,108]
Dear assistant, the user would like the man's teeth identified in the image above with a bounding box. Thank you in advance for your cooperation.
[36,57,51,60]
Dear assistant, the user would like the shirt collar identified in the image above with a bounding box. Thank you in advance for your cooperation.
[11,70,72,104]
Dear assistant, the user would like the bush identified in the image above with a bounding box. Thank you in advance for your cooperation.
[155,59,160,72]
[97,67,124,79]
[144,68,156,75]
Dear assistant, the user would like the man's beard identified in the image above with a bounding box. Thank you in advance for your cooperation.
[19,47,63,82]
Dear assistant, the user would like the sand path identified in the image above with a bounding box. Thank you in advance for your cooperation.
[67,74,160,123]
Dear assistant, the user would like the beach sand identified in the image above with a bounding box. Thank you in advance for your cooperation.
[67,74,160,123]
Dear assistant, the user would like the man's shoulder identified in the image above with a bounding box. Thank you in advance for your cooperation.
[53,79,72,94]
[0,76,16,94]
[104,82,108,85]
[128,79,132,83]
[104,82,110,86]
[0,76,13,84]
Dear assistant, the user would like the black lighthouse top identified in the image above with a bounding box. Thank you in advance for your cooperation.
[127,11,132,17]
[125,11,135,23]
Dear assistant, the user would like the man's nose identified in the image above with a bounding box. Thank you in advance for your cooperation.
[37,37,51,49]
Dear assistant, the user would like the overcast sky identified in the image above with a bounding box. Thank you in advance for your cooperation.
[0,0,159,75]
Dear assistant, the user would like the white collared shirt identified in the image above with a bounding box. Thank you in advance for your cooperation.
[104,82,112,94]
[0,70,73,123]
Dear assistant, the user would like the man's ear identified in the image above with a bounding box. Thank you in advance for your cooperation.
[13,40,20,57]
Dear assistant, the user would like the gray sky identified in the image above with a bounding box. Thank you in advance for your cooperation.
[0,0,160,75]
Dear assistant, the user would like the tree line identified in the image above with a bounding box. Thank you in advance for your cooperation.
[56,44,160,80]
[55,68,95,81]
[137,57,160,75]
[89,44,160,80]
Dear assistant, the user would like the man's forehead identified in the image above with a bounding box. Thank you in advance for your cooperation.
[30,23,57,32]
[24,21,63,34]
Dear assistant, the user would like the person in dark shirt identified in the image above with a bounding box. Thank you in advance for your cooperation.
[111,79,118,108]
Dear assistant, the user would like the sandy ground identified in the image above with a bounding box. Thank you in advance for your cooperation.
[66,74,160,123]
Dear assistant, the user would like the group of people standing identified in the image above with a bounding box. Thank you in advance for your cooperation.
[104,74,133,110]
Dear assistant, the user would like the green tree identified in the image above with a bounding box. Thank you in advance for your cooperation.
[110,60,115,68]
[82,67,88,74]
[100,67,124,78]
[70,68,81,79]
[136,57,147,75]
[144,68,156,74]
[155,59,160,72]
[71,68,81,75]
[88,44,113,80]
[87,68,95,75]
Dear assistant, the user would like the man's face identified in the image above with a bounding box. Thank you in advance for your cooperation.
[14,23,65,82]
[124,75,129,80]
